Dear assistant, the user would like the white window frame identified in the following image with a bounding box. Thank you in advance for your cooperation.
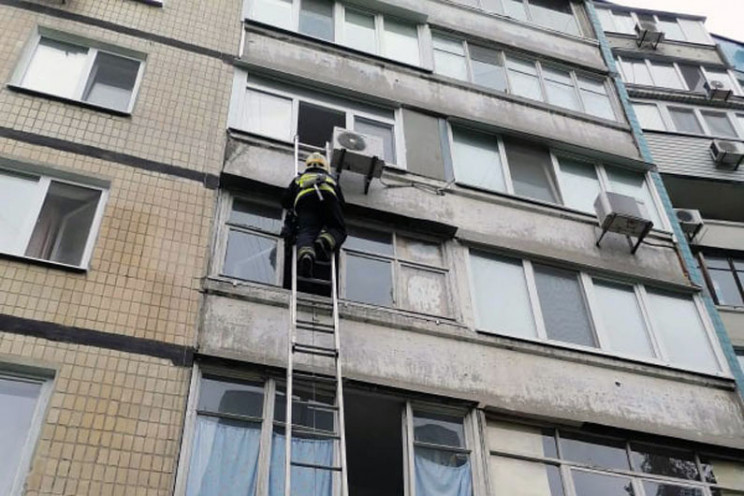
[596,8,713,45]
[0,162,108,270]
[503,0,582,37]
[447,123,668,230]
[637,100,744,140]
[617,56,743,96]
[10,27,146,114]
[2,369,54,496]
[229,70,406,168]
[466,251,726,376]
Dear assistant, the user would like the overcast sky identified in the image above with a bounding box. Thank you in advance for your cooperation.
[609,0,744,42]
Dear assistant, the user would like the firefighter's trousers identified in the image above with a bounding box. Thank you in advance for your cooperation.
[295,194,346,258]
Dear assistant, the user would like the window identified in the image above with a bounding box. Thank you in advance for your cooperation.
[469,251,723,373]
[664,105,742,139]
[0,372,51,496]
[738,352,744,373]
[14,31,144,113]
[230,73,403,166]
[597,8,711,44]
[218,196,283,285]
[632,102,666,130]
[449,125,664,224]
[701,111,737,138]
[504,0,580,36]
[486,419,744,496]
[0,167,106,268]
[245,0,423,66]
[341,227,451,316]
[669,107,704,134]
[432,35,615,120]
[617,57,742,95]
[700,254,744,307]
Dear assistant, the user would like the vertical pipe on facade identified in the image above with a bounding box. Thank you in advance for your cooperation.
[584,0,744,393]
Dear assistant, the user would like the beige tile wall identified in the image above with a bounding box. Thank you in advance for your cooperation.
[0,332,190,496]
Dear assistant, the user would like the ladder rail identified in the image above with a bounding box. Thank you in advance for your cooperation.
[331,255,349,496]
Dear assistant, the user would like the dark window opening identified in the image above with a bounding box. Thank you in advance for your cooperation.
[298,102,346,148]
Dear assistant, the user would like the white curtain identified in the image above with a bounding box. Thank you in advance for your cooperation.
[186,416,262,496]
[269,433,334,496]
[414,449,473,496]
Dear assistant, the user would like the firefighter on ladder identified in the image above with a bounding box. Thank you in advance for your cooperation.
[282,152,347,278]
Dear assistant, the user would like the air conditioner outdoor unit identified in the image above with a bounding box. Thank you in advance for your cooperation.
[710,139,744,170]
[331,127,385,193]
[635,21,664,48]
[674,208,704,239]
[595,191,654,253]
[704,79,733,101]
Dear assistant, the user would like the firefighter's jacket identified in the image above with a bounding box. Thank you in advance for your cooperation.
[281,167,345,211]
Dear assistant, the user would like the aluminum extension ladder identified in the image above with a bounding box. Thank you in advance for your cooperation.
[283,136,349,496]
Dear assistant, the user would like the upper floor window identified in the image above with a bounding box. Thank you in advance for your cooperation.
[632,101,744,140]
[432,34,615,120]
[451,0,582,36]
[488,418,744,496]
[596,7,711,44]
[245,0,422,66]
[449,125,664,226]
[617,56,742,96]
[0,165,107,269]
[12,29,145,114]
[469,250,723,374]
[229,72,401,166]
[699,253,744,308]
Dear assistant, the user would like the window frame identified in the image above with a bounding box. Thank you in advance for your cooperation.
[1,369,54,496]
[698,253,744,309]
[10,27,146,115]
[0,163,109,270]
[616,56,743,96]
[466,250,726,375]
[632,100,744,140]
[229,70,407,168]
[504,0,582,37]
[596,8,712,45]
[446,123,667,230]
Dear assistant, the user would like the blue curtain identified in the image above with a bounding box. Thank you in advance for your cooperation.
[186,416,262,496]
[269,433,334,496]
[414,448,473,496]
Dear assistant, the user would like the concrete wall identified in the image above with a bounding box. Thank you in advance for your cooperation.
[607,35,726,66]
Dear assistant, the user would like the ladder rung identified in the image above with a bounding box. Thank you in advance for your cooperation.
[292,425,341,439]
[293,343,338,358]
[292,371,338,384]
[296,320,336,334]
[297,276,333,286]
[296,297,333,310]
[291,399,339,411]
[290,461,342,472]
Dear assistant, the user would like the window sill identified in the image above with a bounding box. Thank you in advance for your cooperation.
[625,85,744,108]
[131,0,163,6]
[641,127,744,143]
[0,251,87,273]
[7,85,133,117]
[716,305,744,313]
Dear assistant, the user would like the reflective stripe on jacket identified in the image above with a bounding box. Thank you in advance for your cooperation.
[294,171,338,206]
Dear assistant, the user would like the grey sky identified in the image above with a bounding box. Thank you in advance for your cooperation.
[609,0,744,42]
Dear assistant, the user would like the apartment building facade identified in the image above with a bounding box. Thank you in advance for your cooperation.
[2,0,744,495]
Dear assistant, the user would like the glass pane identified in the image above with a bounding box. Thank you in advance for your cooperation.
[543,68,581,111]
[642,481,703,496]
[657,17,685,41]
[22,37,88,98]
[229,200,282,233]
[383,19,420,66]
[503,0,528,22]
[344,9,377,54]
[354,118,395,163]
[223,230,278,284]
[486,420,557,458]
[620,59,653,86]
[470,45,507,92]
[434,48,469,81]
[489,456,564,496]
[507,58,543,101]
[25,181,102,266]
[630,444,700,480]
[470,252,537,339]
[614,12,636,34]
[605,168,662,228]
[0,170,41,255]
[82,52,140,111]
[414,411,465,447]
[344,227,393,255]
[702,255,730,270]
[451,127,506,193]
[579,77,614,120]
[533,264,596,347]
[397,237,443,266]
[701,112,737,138]
[299,0,334,41]
[433,35,466,56]
[251,0,293,29]
[678,19,709,44]
[594,280,655,357]
[651,62,685,90]
[705,457,744,489]
[198,377,264,417]
[679,64,706,92]
[633,103,666,130]
[0,377,42,496]
[244,89,293,141]
[297,101,346,148]
[557,157,601,214]
[709,268,744,306]
[572,470,635,496]
[415,447,473,496]
[560,432,630,470]
[529,0,580,36]
[669,108,703,134]
[595,8,616,32]
[400,265,449,316]
[646,290,719,372]
[345,254,393,306]
[274,384,335,431]
[504,139,558,203]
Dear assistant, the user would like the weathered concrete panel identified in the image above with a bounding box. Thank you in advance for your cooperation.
[200,292,744,449]
[608,36,726,65]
